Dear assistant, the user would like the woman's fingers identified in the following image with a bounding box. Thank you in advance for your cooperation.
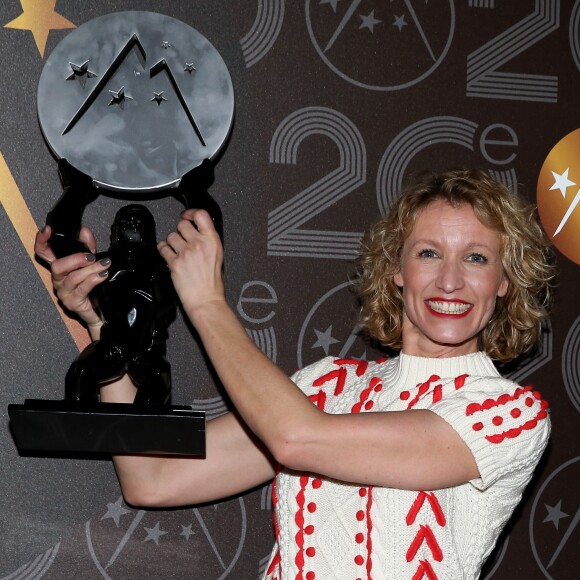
[79,226,97,254]
[180,209,217,235]
[53,256,109,327]
[56,255,109,295]
[159,209,224,314]
[34,226,56,265]
[161,210,214,255]
[35,225,98,264]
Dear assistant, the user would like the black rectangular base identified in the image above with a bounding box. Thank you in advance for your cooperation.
[8,399,205,456]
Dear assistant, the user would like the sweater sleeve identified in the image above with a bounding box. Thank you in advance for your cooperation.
[428,375,551,491]
[289,356,336,394]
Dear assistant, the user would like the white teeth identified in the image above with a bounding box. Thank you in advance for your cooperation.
[428,300,471,314]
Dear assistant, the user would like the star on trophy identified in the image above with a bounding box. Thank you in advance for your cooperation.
[9,11,235,455]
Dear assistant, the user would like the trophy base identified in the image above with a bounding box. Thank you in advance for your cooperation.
[8,399,205,456]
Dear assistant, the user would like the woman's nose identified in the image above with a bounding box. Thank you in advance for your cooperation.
[435,259,465,293]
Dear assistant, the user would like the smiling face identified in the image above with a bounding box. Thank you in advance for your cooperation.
[394,200,509,358]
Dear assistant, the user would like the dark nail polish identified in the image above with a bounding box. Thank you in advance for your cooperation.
[99,258,111,267]
[98,270,109,278]
[85,253,96,262]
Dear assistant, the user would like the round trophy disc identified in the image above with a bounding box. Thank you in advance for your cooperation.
[37,11,235,193]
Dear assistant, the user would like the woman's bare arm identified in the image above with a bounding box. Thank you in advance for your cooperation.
[159,210,479,491]
[101,375,276,506]
[35,227,277,508]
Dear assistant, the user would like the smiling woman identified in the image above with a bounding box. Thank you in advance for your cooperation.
[356,169,555,361]
[36,168,557,580]
[393,200,509,358]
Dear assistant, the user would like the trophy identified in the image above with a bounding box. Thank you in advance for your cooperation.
[8,11,235,455]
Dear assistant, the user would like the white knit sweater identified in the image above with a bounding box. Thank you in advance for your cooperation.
[264,352,550,580]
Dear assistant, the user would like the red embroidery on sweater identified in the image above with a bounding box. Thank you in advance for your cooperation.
[313,368,347,396]
[432,384,443,404]
[294,475,309,579]
[406,525,443,562]
[465,385,549,443]
[366,486,373,579]
[266,551,281,576]
[412,560,438,580]
[406,373,469,409]
[406,376,441,410]
[308,391,327,411]
[406,492,446,527]
[465,385,534,415]
[312,359,371,397]
[454,374,468,390]
[334,358,369,376]
[485,412,548,444]
[352,377,381,413]
[268,480,282,577]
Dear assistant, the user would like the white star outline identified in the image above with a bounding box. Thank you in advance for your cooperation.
[550,167,580,237]
[319,0,437,62]
[543,500,569,530]
[359,10,382,32]
[312,325,340,355]
[393,14,408,31]
[180,523,195,540]
[310,323,368,360]
[143,521,168,544]
[550,168,576,197]
[101,496,131,527]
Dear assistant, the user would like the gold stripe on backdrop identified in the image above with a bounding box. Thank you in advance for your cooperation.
[0,152,89,351]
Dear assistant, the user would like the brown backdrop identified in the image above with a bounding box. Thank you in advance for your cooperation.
[0,1,579,578]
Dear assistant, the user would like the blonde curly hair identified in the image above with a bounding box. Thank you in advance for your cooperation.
[355,169,556,361]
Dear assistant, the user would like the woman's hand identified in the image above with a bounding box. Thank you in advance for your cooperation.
[157,209,225,319]
[34,225,110,338]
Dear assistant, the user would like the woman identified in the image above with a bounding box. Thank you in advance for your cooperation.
[35,169,555,579]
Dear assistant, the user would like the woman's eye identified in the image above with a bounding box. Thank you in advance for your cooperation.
[467,253,488,264]
[418,249,438,259]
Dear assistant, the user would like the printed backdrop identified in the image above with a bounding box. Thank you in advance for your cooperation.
[1,1,579,578]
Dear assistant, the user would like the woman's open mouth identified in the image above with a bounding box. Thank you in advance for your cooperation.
[425,299,473,318]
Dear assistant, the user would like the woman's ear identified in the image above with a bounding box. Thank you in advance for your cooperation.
[394,269,404,288]
[497,275,509,298]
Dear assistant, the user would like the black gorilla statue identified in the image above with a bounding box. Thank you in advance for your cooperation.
[64,204,176,406]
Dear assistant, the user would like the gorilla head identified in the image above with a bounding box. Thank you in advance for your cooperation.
[111,204,157,249]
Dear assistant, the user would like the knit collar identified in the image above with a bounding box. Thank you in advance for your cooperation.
[381,351,499,390]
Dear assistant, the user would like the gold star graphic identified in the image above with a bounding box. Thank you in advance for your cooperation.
[4,0,76,57]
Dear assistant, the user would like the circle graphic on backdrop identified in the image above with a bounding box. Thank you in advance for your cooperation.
[37,11,234,193]
[530,457,580,579]
[86,496,247,579]
[562,315,580,414]
[306,0,455,91]
[537,129,580,265]
[297,281,376,369]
